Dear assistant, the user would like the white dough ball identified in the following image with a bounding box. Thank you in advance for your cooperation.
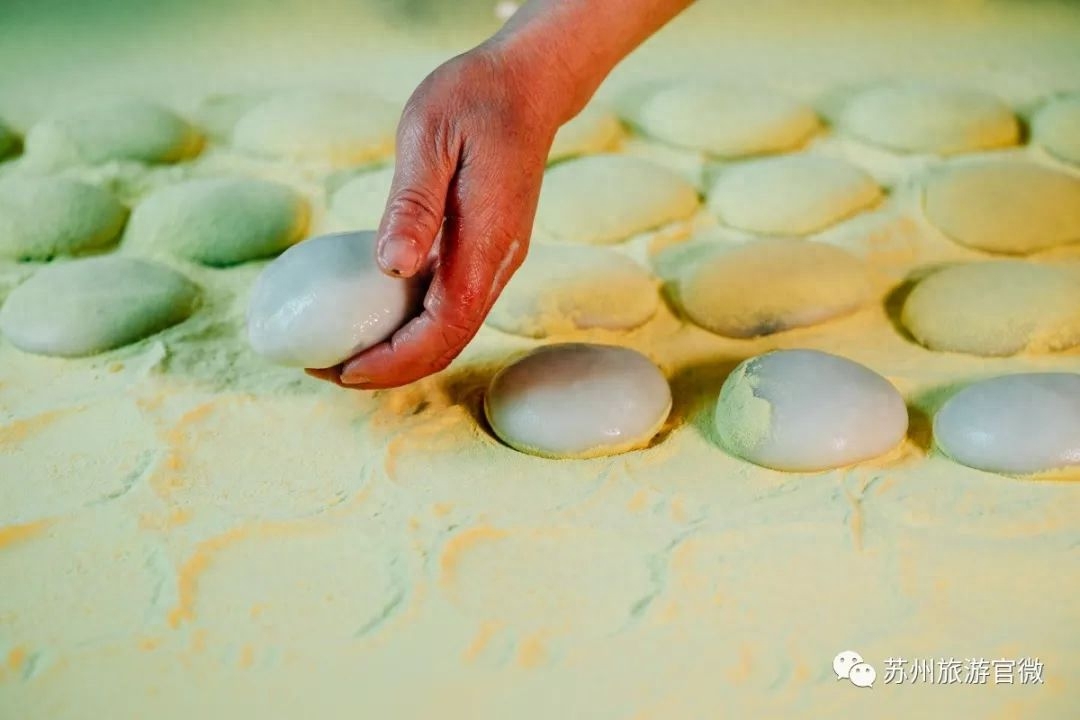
[838,84,1019,155]
[485,343,672,459]
[934,373,1080,475]
[1032,94,1080,166]
[486,243,659,338]
[715,349,908,471]
[535,154,700,245]
[233,92,399,167]
[673,238,872,338]
[708,154,883,235]
[626,81,820,158]
[901,261,1080,357]
[246,231,424,369]
[922,159,1080,255]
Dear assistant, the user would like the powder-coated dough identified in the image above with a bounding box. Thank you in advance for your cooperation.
[24,99,203,169]
[486,243,659,337]
[922,159,1080,255]
[1032,94,1080,166]
[708,154,882,235]
[901,261,1080,356]
[838,84,1019,155]
[0,256,199,357]
[535,154,699,245]
[674,238,872,338]
[125,177,309,266]
[0,177,128,261]
[548,107,624,163]
[328,166,395,229]
[232,92,399,167]
[626,81,820,158]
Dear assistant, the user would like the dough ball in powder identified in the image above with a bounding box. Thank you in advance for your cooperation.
[329,166,395,228]
[901,261,1080,356]
[24,98,203,169]
[707,154,883,235]
[535,154,699,245]
[0,256,199,357]
[192,92,264,142]
[1032,95,1080,166]
[486,243,659,338]
[125,177,309,266]
[672,238,872,338]
[0,119,18,159]
[548,107,624,163]
[0,177,128,261]
[485,343,672,459]
[232,92,399,167]
[922,159,1080,255]
[247,231,424,369]
[625,81,820,158]
[933,373,1080,476]
[838,84,1019,155]
[715,349,908,472]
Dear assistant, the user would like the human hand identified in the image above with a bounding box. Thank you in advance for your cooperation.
[309,44,564,390]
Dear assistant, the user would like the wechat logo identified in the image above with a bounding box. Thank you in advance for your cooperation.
[834,650,876,688]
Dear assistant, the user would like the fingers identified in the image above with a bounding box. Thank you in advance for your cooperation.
[338,138,544,389]
[375,111,458,278]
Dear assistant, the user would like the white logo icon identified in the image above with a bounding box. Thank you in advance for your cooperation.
[833,650,863,680]
[849,661,877,688]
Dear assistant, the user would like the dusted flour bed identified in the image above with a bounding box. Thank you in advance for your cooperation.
[0,1,1079,718]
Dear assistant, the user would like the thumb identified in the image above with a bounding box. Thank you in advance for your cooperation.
[376,120,457,278]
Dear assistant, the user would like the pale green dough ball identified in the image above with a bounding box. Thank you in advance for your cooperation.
[0,120,18,159]
[1033,95,1080,166]
[24,99,203,169]
[126,178,310,266]
[329,166,395,229]
[0,177,128,261]
[0,256,199,357]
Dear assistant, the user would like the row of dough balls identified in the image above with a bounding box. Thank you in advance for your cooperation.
[2,231,1077,360]
[484,343,1080,476]
[622,81,1080,162]
[2,81,1078,170]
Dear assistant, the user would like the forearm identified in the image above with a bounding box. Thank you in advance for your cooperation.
[486,0,695,124]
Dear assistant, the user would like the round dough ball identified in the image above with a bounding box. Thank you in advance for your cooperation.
[485,343,672,459]
[901,261,1080,356]
[838,84,1019,155]
[715,349,908,471]
[675,238,872,338]
[329,166,395,228]
[535,154,699,245]
[626,81,820,158]
[923,159,1080,255]
[0,257,199,357]
[247,231,424,369]
[707,154,882,235]
[934,373,1080,475]
[24,99,203,169]
[1032,95,1080,166]
[0,177,128,261]
[549,107,624,162]
[125,178,309,266]
[232,92,399,167]
[0,120,18,159]
[192,92,263,142]
[486,243,659,338]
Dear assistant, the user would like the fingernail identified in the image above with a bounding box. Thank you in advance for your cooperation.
[379,238,420,276]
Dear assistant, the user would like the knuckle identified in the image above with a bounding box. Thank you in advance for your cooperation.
[386,186,443,227]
